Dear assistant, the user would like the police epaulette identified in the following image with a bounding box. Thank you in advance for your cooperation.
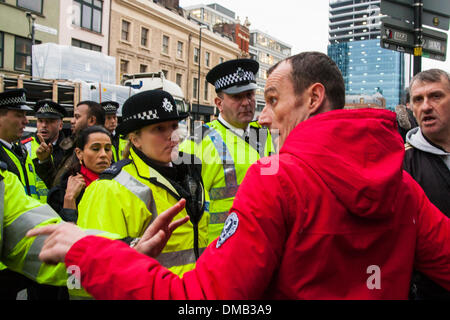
[99,158,132,180]
[0,160,7,170]
[21,137,34,145]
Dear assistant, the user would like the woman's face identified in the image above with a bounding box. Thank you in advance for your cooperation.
[76,132,113,174]
[131,120,180,165]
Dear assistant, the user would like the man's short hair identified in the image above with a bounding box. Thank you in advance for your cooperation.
[77,100,105,126]
[409,69,450,100]
[268,52,346,110]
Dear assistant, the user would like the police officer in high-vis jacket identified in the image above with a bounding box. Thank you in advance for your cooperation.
[101,101,127,162]
[0,161,120,300]
[0,89,44,202]
[77,90,207,278]
[181,59,276,244]
[22,99,68,202]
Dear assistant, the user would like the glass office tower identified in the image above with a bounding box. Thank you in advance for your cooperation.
[328,0,405,110]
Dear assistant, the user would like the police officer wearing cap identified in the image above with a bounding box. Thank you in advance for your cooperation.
[22,99,68,200]
[72,90,207,298]
[0,89,47,298]
[101,101,127,162]
[180,59,276,244]
[0,89,43,201]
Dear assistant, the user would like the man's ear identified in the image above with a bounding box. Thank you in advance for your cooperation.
[215,96,224,113]
[88,116,97,126]
[308,83,326,115]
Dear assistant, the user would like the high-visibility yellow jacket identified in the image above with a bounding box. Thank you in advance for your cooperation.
[111,136,128,163]
[77,147,208,277]
[0,143,44,202]
[22,136,50,203]
[0,166,67,283]
[180,120,276,244]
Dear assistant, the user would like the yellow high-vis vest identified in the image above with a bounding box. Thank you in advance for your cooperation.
[180,120,276,244]
[77,147,208,277]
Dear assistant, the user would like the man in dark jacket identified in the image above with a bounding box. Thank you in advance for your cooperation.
[404,68,450,300]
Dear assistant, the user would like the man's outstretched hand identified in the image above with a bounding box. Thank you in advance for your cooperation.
[134,199,189,257]
[26,199,189,264]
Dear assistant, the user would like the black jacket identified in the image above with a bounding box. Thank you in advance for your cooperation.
[404,145,450,300]
[47,169,84,223]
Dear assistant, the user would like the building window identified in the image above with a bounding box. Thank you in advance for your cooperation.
[204,79,209,100]
[219,57,224,64]
[139,64,147,73]
[141,27,149,47]
[177,41,184,59]
[205,52,210,67]
[14,36,32,72]
[72,38,101,52]
[194,47,199,64]
[73,0,102,33]
[0,32,3,68]
[176,73,182,87]
[17,0,43,14]
[121,20,131,42]
[162,35,169,54]
[193,77,199,99]
[120,59,129,76]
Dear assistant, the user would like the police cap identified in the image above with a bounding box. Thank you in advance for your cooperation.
[206,59,259,95]
[0,89,32,111]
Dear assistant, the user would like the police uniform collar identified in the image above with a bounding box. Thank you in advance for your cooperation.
[218,115,250,138]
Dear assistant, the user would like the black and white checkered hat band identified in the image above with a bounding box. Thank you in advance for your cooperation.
[103,104,117,113]
[123,110,159,122]
[0,95,26,107]
[214,68,255,91]
[37,105,63,116]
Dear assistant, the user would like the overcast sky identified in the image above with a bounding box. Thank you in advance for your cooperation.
[179,0,450,74]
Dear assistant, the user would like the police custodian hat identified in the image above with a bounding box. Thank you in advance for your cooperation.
[116,90,188,136]
[0,89,32,111]
[206,59,259,95]
[34,99,68,119]
[101,101,119,115]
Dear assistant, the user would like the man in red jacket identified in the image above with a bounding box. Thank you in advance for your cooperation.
[28,52,450,300]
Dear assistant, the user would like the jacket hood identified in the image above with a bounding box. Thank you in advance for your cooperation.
[281,108,404,219]
[406,127,450,156]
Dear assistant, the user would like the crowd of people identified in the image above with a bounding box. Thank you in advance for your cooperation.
[0,51,449,300]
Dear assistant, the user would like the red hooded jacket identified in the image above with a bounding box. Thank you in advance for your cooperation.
[65,108,450,299]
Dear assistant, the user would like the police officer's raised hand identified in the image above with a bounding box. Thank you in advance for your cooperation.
[26,222,87,264]
[134,199,189,258]
[35,133,53,161]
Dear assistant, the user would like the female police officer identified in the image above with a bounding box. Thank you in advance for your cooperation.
[76,90,208,277]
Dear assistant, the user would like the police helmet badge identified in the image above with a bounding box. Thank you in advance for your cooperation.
[216,212,239,248]
[162,98,174,113]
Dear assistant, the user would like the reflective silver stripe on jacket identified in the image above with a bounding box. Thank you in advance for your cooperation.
[157,247,206,269]
[3,204,59,255]
[21,229,106,279]
[0,180,4,259]
[207,129,239,201]
[113,170,157,219]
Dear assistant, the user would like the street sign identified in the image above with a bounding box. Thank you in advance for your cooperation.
[34,23,58,36]
[380,0,450,31]
[380,17,447,61]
